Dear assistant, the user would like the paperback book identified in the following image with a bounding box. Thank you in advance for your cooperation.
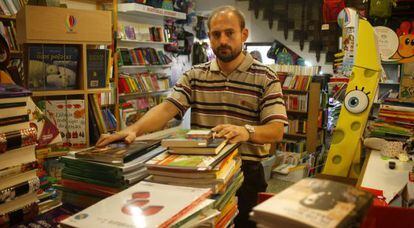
[60,181,212,228]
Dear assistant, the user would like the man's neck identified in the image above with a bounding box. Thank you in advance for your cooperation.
[217,52,246,75]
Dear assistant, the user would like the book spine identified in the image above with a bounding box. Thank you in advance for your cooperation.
[0,177,40,204]
[0,127,37,153]
[0,161,37,179]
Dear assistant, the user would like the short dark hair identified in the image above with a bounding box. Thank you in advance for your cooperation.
[207,5,246,30]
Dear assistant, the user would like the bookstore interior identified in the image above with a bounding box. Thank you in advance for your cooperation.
[1,0,414,227]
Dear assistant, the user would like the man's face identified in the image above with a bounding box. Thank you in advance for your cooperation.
[208,11,248,63]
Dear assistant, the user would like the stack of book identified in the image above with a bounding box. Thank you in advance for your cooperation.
[0,0,24,15]
[118,47,172,66]
[0,84,39,226]
[368,103,414,141]
[145,129,243,227]
[282,75,312,91]
[118,72,170,94]
[57,140,164,209]
[60,181,216,227]
[251,178,373,228]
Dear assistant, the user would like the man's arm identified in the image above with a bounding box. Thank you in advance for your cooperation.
[212,122,284,144]
[96,101,179,147]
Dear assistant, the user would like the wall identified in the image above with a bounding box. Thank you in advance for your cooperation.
[195,0,333,74]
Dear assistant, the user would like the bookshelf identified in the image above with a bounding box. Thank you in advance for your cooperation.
[16,5,113,147]
[114,2,185,130]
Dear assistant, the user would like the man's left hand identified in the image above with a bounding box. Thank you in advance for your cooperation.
[212,124,249,144]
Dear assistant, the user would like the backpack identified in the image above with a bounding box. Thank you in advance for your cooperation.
[275,48,293,65]
[369,0,393,19]
[165,27,194,55]
[322,0,346,23]
[195,16,207,40]
[192,42,208,65]
[173,0,189,13]
[146,0,162,8]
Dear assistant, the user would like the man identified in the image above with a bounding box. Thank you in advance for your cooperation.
[97,5,287,227]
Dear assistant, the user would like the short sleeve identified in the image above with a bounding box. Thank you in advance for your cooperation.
[259,74,288,125]
[165,70,193,119]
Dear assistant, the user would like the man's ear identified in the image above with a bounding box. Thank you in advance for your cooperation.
[241,28,249,42]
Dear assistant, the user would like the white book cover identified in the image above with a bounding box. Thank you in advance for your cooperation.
[61,181,211,228]
[45,100,86,147]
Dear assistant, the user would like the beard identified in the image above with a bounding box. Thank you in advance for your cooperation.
[213,45,242,62]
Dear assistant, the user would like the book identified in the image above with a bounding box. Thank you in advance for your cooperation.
[170,198,217,228]
[0,169,37,190]
[44,99,86,147]
[27,44,79,90]
[0,145,36,170]
[251,178,373,228]
[74,140,161,165]
[60,181,212,228]
[0,83,32,98]
[185,129,213,139]
[147,148,238,179]
[87,49,109,89]
[0,177,40,204]
[0,192,38,215]
[146,143,239,171]
[0,203,39,227]
[168,138,228,155]
[0,127,37,153]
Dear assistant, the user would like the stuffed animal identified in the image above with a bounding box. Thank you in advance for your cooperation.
[46,65,76,88]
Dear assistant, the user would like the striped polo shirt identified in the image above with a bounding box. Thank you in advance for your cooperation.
[165,52,288,161]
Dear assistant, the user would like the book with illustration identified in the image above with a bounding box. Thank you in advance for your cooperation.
[251,178,373,228]
[60,181,211,228]
[74,140,160,165]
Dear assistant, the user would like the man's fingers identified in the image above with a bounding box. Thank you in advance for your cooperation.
[124,134,136,144]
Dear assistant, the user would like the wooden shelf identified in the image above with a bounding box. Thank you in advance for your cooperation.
[32,90,85,97]
[87,88,112,94]
[118,39,172,45]
[118,3,186,20]
[0,15,16,20]
[119,89,170,98]
[119,64,172,69]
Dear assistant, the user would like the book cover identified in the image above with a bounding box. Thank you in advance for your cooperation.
[60,181,211,228]
[169,138,227,155]
[251,178,373,228]
[146,143,239,171]
[74,140,160,165]
[27,44,79,90]
[44,100,86,147]
[0,127,37,153]
[0,83,31,98]
[87,49,109,89]
[0,177,40,205]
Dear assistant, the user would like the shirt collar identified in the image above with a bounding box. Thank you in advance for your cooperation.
[209,52,254,73]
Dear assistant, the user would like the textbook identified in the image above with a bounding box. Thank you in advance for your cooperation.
[168,138,227,155]
[60,181,211,228]
[75,140,160,165]
[251,178,373,228]
[146,144,239,171]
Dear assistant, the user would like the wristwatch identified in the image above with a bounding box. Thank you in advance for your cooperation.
[244,124,255,141]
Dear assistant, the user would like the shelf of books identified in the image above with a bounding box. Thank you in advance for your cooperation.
[114,2,181,131]
[272,66,328,177]
[16,5,114,148]
[118,3,186,20]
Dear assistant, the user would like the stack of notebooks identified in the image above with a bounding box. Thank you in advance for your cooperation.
[60,181,215,228]
[368,104,414,141]
[0,84,39,226]
[145,129,243,227]
[57,140,165,209]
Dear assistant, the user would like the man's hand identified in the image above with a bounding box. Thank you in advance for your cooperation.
[95,129,137,147]
[212,124,249,144]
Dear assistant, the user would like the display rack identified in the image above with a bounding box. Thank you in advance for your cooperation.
[16,5,112,147]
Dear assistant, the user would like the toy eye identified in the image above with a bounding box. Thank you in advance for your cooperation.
[411,39,414,46]
[344,87,370,114]
[406,38,410,45]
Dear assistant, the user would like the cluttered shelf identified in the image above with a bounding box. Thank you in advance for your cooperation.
[118,3,186,20]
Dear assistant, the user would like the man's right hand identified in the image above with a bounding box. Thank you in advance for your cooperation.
[95,129,137,147]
